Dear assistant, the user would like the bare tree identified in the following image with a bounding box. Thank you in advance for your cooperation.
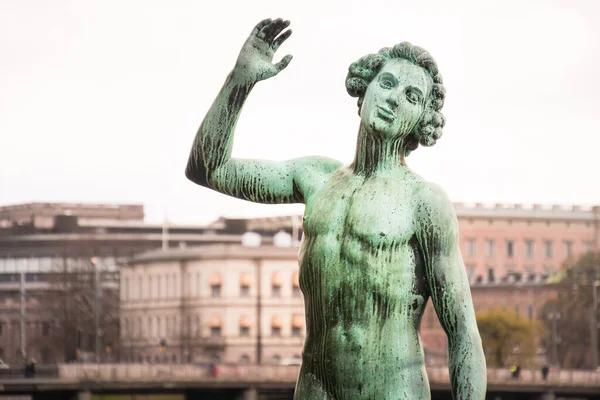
[33,255,120,363]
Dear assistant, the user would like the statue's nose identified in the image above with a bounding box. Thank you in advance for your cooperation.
[386,95,399,109]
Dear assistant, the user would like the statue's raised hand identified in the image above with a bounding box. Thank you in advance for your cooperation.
[234,18,293,84]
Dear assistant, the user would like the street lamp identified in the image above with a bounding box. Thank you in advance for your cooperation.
[548,302,561,368]
[591,281,600,369]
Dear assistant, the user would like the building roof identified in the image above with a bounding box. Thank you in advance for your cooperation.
[128,244,300,265]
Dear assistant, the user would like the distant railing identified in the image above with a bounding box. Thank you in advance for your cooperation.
[54,364,600,388]
[57,363,299,383]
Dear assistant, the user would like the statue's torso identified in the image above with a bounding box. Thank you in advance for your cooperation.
[296,167,431,399]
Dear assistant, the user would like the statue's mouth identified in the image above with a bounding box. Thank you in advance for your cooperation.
[376,106,396,121]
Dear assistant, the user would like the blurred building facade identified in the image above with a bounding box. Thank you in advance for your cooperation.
[0,201,598,365]
[120,244,304,365]
[455,203,600,284]
[0,203,285,364]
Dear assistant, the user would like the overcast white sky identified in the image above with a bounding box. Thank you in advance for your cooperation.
[1,0,598,224]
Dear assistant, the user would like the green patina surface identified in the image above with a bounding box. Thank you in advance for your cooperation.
[185,18,487,399]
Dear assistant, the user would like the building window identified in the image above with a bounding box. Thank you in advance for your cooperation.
[525,266,535,281]
[292,286,302,297]
[210,273,222,297]
[466,239,476,257]
[239,314,251,337]
[485,239,495,257]
[209,314,222,337]
[292,270,301,297]
[42,322,49,336]
[240,354,250,364]
[271,315,282,337]
[240,273,251,297]
[271,272,283,297]
[240,285,250,297]
[506,240,514,258]
[211,284,221,297]
[148,276,153,298]
[291,314,304,337]
[466,265,476,283]
[487,268,495,283]
[544,240,553,259]
[525,240,534,259]
[584,241,593,253]
[563,241,573,259]
[272,285,281,297]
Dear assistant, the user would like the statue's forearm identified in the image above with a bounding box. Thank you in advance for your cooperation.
[185,70,255,187]
[448,332,487,399]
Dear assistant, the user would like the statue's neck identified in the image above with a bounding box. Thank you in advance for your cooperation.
[351,124,408,176]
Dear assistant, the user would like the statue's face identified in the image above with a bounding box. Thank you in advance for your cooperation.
[360,59,431,141]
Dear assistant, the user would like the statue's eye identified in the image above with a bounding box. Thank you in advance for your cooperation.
[380,79,394,89]
[378,73,396,90]
[406,90,422,104]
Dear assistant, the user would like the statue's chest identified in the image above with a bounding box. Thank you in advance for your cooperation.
[304,173,416,246]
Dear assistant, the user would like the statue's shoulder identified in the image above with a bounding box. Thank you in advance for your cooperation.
[293,156,343,199]
[412,179,456,229]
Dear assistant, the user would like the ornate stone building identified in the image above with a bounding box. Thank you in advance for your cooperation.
[119,245,305,365]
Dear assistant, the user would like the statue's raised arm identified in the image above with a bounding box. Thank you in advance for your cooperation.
[185,18,341,204]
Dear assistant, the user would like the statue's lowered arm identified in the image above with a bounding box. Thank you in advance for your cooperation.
[185,18,340,204]
[417,184,487,399]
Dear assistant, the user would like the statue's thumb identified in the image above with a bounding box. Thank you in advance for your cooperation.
[276,54,293,72]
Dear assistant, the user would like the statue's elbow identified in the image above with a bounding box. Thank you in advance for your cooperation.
[185,162,208,187]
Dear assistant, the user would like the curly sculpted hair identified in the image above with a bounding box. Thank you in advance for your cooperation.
[346,42,446,156]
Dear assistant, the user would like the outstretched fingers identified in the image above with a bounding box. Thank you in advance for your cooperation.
[266,19,290,43]
[253,18,272,36]
[272,29,292,51]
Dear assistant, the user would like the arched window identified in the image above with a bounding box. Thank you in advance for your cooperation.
[291,314,304,337]
[292,270,301,297]
[240,273,251,297]
[210,273,222,297]
[271,272,282,297]
[209,315,222,337]
[271,315,282,337]
[239,315,251,337]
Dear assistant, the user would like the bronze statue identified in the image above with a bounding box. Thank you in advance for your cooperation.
[186,18,486,399]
